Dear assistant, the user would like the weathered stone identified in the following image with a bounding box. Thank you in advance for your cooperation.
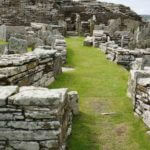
[9,87,68,106]
[7,121,60,130]
[0,130,60,141]
[9,142,39,150]
[9,37,27,54]
[68,91,79,115]
[40,140,59,149]
[0,86,18,106]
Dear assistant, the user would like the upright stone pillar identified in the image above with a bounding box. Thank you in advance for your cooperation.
[89,15,97,36]
[76,13,81,36]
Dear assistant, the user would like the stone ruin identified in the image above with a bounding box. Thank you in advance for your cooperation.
[0,0,150,148]
[0,23,67,64]
[0,40,79,150]
[0,20,80,149]
[0,86,79,149]
[0,0,143,37]
[0,3,80,148]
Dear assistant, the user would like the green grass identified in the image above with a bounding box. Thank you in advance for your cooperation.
[27,47,33,52]
[0,40,7,45]
[49,37,150,150]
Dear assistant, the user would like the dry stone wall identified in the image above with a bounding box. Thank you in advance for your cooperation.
[87,29,150,70]
[100,42,150,70]
[0,29,79,149]
[128,70,150,129]
[0,86,79,150]
[0,48,62,86]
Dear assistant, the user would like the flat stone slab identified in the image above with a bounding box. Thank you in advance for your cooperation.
[0,86,18,106]
[9,86,68,106]
[62,67,75,72]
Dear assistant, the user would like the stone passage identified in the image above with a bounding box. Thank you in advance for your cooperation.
[85,28,150,131]
[0,86,79,150]
[0,48,62,86]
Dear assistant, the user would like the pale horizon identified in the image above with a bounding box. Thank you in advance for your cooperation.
[74,0,150,15]
[100,0,150,15]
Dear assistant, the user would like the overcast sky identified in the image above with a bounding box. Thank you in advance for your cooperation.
[100,0,150,15]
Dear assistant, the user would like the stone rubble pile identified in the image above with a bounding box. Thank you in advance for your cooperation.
[0,48,62,86]
[0,86,79,150]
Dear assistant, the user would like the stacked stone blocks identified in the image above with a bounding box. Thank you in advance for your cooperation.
[0,86,79,150]
[0,48,62,86]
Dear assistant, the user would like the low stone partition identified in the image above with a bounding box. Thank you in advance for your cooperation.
[128,70,150,128]
[0,48,62,86]
[54,39,67,64]
[93,30,107,48]
[100,42,150,70]
[0,86,79,150]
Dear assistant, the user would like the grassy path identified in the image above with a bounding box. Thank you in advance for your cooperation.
[49,37,150,150]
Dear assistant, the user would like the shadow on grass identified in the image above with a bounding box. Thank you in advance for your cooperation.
[65,47,75,67]
[67,112,100,150]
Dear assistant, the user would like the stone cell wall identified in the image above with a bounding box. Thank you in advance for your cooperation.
[0,48,62,86]
[99,42,150,70]
[128,70,150,128]
[0,86,79,150]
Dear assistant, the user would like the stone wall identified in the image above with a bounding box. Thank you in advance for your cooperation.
[128,70,150,129]
[88,29,150,70]
[0,86,79,150]
[0,48,62,86]
[100,42,150,69]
